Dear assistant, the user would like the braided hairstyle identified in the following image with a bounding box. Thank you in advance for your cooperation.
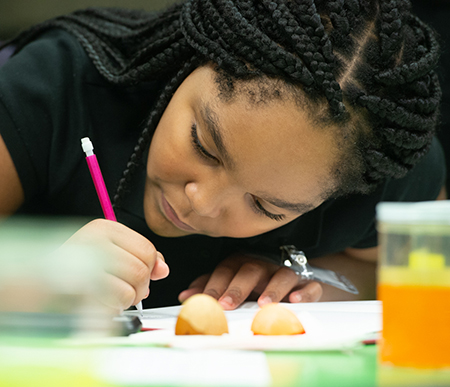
[7,0,441,206]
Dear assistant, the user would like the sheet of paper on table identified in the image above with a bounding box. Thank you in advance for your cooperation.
[125,300,382,351]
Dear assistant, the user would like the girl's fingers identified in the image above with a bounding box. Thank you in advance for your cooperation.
[102,220,160,269]
[80,219,161,274]
[288,281,323,303]
[178,256,324,311]
[71,220,168,307]
[103,244,151,305]
[178,287,202,303]
[217,261,272,310]
[178,273,211,303]
[98,272,137,311]
[257,266,300,306]
[202,261,239,301]
[150,253,170,280]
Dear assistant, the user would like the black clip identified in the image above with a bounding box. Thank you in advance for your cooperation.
[280,245,313,279]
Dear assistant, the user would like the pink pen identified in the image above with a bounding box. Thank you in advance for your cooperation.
[81,137,144,317]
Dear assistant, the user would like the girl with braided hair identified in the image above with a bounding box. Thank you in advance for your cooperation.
[0,0,445,311]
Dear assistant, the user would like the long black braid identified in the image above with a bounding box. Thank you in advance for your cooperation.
[4,0,441,204]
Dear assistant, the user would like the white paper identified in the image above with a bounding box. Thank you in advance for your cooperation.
[124,300,382,351]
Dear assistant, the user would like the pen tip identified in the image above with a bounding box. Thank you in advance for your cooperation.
[136,301,144,318]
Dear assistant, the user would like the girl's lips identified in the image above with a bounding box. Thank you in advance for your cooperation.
[161,193,195,232]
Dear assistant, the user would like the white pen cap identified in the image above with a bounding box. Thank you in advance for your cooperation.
[81,137,94,156]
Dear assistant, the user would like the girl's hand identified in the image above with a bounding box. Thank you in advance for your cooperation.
[178,253,322,310]
[64,219,169,312]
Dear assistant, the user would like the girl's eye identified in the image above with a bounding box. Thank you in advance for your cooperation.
[191,123,284,222]
[191,123,218,162]
[251,196,285,222]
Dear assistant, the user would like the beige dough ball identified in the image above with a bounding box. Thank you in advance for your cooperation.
[175,294,229,335]
[251,303,305,335]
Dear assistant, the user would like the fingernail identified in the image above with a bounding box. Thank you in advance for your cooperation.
[157,257,167,265]
[293,293,302,302]
[156,253,168,268]
[260,296,272,306]
[219,296,234,308]
[158,258,169,269]
[145,288,150,298]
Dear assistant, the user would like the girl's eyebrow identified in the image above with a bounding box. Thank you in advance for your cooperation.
[199,102,236,169]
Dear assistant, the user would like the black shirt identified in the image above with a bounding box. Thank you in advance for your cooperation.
[0,30,446,307]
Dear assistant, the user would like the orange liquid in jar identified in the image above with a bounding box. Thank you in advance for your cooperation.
[378,283,450,368]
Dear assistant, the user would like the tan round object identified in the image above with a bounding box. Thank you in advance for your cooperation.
[175,294,229,335]
[251,303,305,335]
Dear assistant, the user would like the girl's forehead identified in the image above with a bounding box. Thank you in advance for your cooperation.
[202,84,338,207]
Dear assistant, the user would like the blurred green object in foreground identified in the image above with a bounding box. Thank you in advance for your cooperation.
[0,217,116,339]
[0,344,108,387]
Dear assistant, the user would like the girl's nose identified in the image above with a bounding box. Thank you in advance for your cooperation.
[184,180,224,218]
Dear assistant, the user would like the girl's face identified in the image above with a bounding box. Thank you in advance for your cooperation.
[144,66,337,238]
